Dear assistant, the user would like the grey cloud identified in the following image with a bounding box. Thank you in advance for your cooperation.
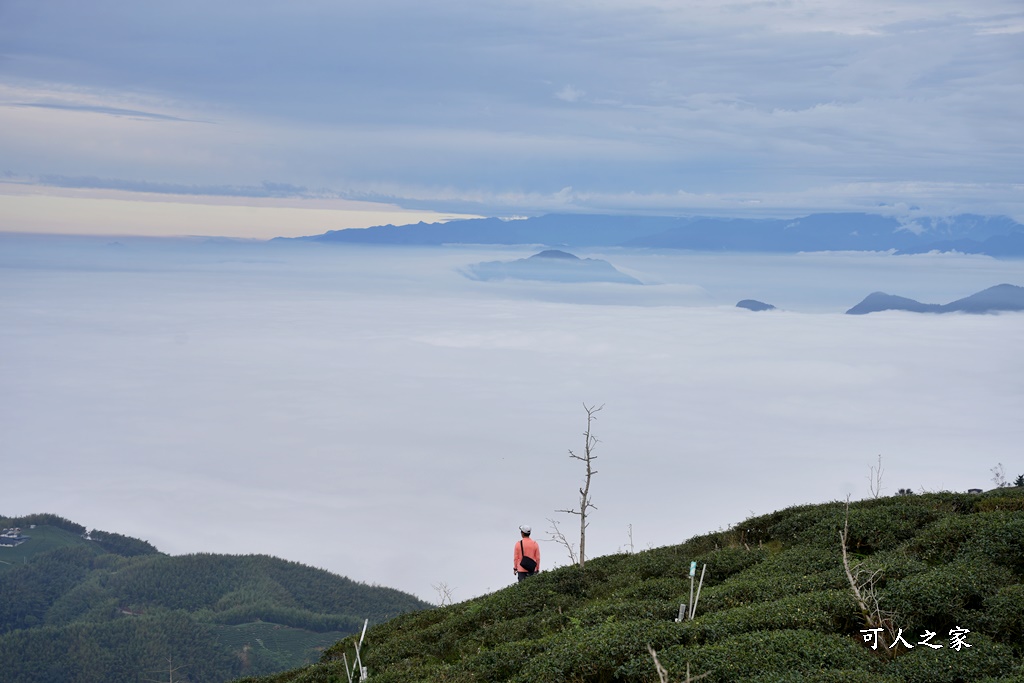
[0,0,1021,214]
[10,102,202,122]
[34,175,310,198]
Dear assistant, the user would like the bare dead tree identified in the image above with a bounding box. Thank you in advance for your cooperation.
[557,403,603,568]
[868,454,884,499]
[143,657,188,683]
[840,497,899,657]
[432,581,455,606]
[991,462,1008,488]
[546,517,579,565]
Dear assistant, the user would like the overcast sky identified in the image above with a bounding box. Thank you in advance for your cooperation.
[1,0,1022,228]
[3,235,1023,602]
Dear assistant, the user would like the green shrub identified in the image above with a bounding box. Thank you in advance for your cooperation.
[977,585,1024,653]
[844,502,941,554]
[461,638,552,682]
[691,546,771,583]
[910,515,979,565]
[614,546,693,581]
[957,515,1024,574]
[570,598,679,627]
[908,501,1024,569]
[922,492,987,515]
[977,497,1024,513]
[610,577,690,602]
[862,549,930,584]
[623,629,878,683]
[884,560,1015,635]
[744,672,902,683]
[696,546,845,611]
[685,590,859,644]
[511,620,685,683]
[753,504,848,548]
[884,633,1017,683]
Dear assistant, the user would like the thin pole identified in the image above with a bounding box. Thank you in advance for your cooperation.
[688,561,696,617]
[690,564,707,620]
[354,619,369,680]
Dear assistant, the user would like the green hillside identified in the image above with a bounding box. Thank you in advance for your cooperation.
[0,514,430,682]
[239,489,1024,683]
[0,524,95,569]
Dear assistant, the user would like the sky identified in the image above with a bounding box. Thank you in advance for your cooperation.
[1,0,1023,234]
[0,183,478,238]
[3,235,1023,603]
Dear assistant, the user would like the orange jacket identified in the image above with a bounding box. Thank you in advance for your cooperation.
[514,536,540,573]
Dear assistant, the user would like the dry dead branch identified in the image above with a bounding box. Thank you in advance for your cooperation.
[546,517,579,565]
[432,581,455,606]
[142,657,188,683]
[840,497,899,657]
[557,403,603,568]
[868,454,884,498]
[647,646,710,683]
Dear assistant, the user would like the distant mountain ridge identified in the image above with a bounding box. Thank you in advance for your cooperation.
[283,212,1024,256]
[464,249,641,284]
[846,284,1024,314]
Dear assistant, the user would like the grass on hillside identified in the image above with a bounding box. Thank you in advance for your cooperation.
[238,488,1024,683]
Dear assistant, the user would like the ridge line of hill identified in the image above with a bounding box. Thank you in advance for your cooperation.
[237,487,1024,683]
[0,513,431,682]
[276,212,1024,257]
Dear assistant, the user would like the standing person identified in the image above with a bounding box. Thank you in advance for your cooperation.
[514,524,540,581]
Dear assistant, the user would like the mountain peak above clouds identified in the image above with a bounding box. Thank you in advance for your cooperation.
[944,283,1024,312]
[528,249,579,260]
[846,284,1024,314]
[736,299,777,311]
[464,250,641,284]
[846,292,944,315]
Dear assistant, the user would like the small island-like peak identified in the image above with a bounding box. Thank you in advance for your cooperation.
[464,250,641,284]
[529,249,580,260]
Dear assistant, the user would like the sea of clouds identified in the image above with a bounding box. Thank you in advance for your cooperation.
[2,234,1022,603]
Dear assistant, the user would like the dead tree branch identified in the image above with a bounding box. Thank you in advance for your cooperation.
[559,403,603,568]
[432,581,455,607]
[868,454,884,499]
[142,657,188,683]
[647,646,710,683]
[546,517,578,565]
[840,497,899,657]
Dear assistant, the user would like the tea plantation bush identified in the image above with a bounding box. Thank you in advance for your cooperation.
[240,488,1024,683]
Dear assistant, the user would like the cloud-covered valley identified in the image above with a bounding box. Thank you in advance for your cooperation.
[2,235,1022,602]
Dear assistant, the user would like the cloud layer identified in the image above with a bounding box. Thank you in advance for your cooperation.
[1,1,1022,217]
[3,236,1022,601]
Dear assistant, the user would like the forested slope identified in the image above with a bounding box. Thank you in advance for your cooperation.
[240,489,1024,683]
[0,514,430,682]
